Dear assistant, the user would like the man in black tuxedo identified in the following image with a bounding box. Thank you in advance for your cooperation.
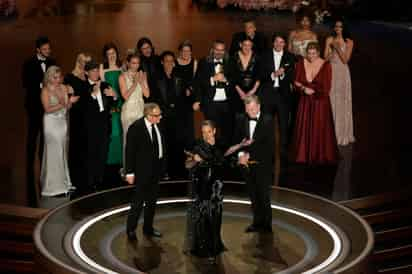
[136,37,162,103]
[259,33,295,181]
[233,95,274,233]
[229,19,267,57]
[154,51,190,179]
[125,103,165,241]
[22,36,56,207]
[193,40,234,147]
[84,60,117,193]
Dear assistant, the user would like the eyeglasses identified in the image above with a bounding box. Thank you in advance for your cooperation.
[149,113,162,118]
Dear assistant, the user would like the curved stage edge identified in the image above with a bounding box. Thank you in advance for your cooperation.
[34,181,374,274]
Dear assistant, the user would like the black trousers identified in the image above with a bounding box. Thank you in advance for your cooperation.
[25,110,44,207]
[126,163,162,233]
[86,123,109,190]
[204,101,233,147]
[243,164,272,228]
[260,87,290,174]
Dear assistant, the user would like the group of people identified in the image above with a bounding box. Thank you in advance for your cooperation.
[201,0,331,13]
[123,14,355,261]
[23,12,355,261]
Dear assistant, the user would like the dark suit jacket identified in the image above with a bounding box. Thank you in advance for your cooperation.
[193,57,233,111]
[22,56,56,113]
[84,81,114,136]
[229,31,267,57]
[233,113,275,167]
[260,50,295,97]
[126,118,166,184]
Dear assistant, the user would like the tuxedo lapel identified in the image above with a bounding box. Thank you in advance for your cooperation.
[252,116,263,140]
[280,52,291,69]
[270,51,275,71]
[245,116,251,139]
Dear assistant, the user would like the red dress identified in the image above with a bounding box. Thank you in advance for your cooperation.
[290,59,338,164]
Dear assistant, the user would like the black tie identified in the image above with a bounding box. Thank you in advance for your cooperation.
[248,117,258,122]
[151,124,159,160]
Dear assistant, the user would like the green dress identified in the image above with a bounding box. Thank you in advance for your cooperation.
[104,69,123,165]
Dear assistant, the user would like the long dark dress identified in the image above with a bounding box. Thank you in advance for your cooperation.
[290,59,338,164]
[173,59,196,149]
[187,140,225,258]
[64,73,89,191]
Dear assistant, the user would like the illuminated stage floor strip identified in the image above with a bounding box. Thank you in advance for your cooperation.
[72,198,343,274]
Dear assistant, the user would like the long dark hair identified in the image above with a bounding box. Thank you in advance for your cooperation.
[136,37,155,57]
[102,42,122,69]
[331,18,352,41]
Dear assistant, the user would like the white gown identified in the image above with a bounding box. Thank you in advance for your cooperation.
[40,93,72,196]
[121,73,145,139]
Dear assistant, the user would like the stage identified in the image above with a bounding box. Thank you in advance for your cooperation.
[34,181,373,273]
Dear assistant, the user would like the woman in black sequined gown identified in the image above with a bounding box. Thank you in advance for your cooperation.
[186,120,225,260]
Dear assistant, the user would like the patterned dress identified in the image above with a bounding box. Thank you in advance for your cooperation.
[329,43,355,146]
[186,140,225,258]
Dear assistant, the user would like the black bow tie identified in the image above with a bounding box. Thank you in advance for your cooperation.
[248,117,258,122]
[214,61,223,65]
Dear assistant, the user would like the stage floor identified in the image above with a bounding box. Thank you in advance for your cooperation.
[34,182,373,273]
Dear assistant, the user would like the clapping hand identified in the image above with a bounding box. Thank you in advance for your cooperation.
[136,71,147,84]
[331,40,340,49]
[274,67,285,77]
[103,86,116,97]
[240,138,253,147]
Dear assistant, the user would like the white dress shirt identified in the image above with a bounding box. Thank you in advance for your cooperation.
[211,58,227,101]
[271,50,283,87]
[144,118,163,159]
[238,112,261,158]
[37,54,46,88]
[89,79,104,112]
[249,112,260,140]
[37,54,46,73]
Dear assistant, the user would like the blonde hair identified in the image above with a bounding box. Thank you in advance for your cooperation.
[74,52,91,69]
[243,94,260,105]
[143,103,161,117]
[43,66,62,86]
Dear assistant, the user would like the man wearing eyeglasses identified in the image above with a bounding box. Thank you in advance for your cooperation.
[125,103,166,242]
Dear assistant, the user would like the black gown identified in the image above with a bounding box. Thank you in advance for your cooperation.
[187,140,225,258]
[173,59,195,149]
